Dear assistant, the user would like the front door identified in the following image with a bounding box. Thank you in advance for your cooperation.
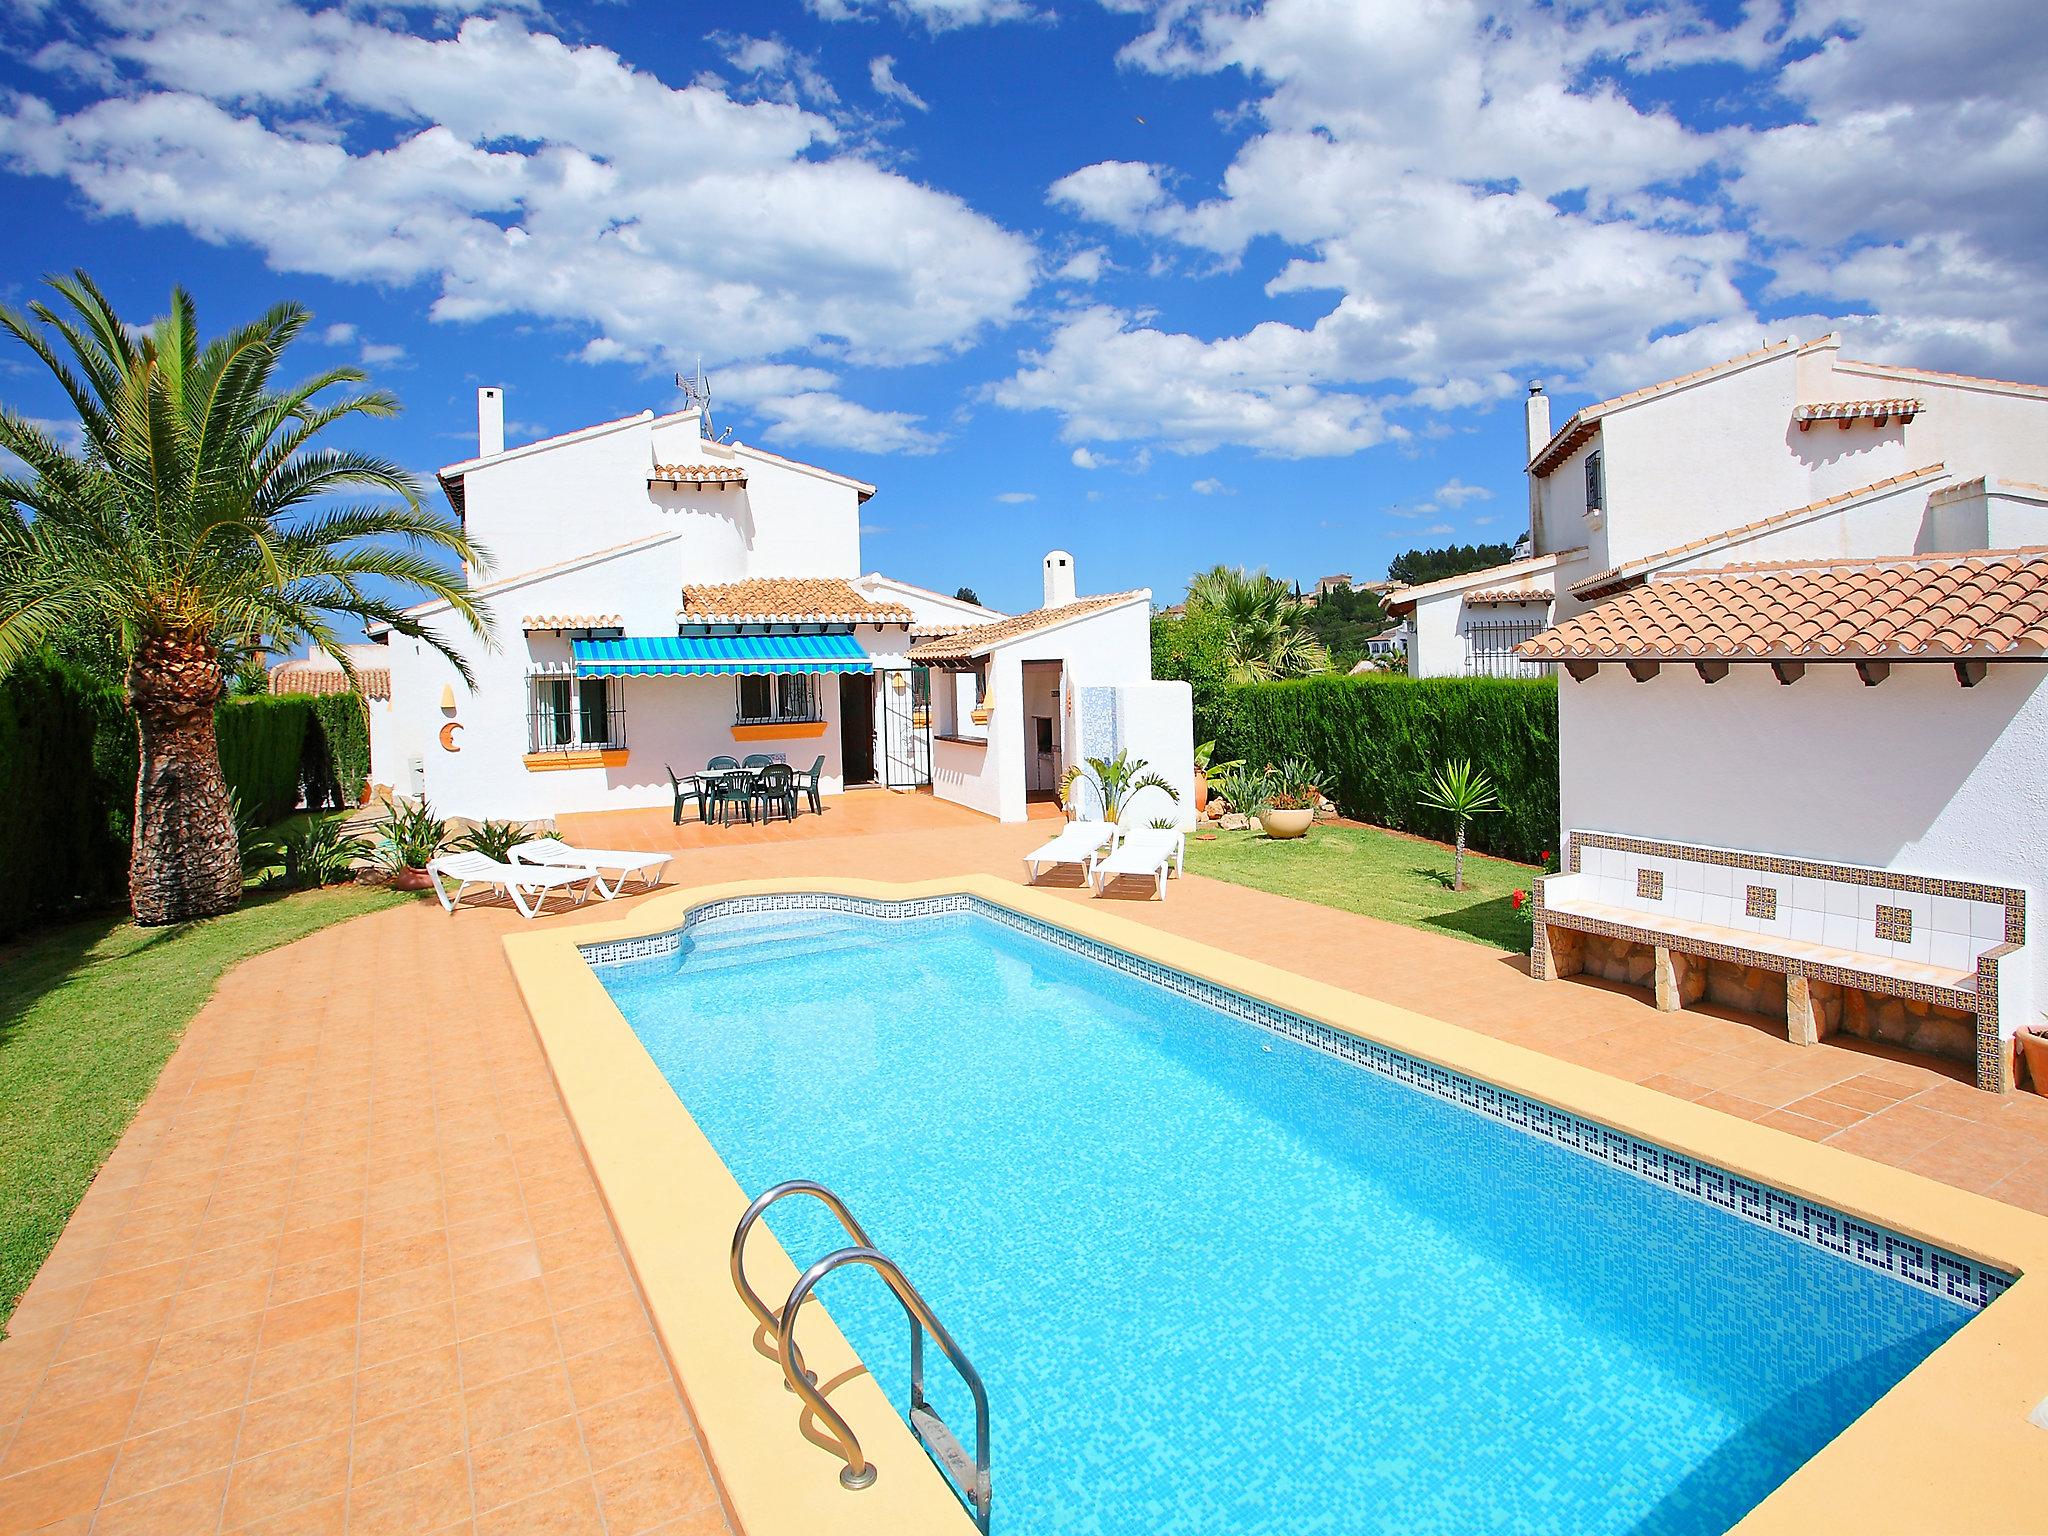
[839,674,876,785]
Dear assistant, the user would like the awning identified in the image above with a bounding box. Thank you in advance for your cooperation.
[571,634,873,677]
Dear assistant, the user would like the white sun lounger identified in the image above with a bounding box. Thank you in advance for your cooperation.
[511,837,671,899]
[427,851,597,919]
[1022,820,1118,883]
[1089,827,1186,900]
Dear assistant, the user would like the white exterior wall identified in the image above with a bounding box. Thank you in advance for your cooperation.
[1558,662,2048,1018]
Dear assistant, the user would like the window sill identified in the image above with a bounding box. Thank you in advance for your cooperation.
[731,720,827,740]
[933,733,989,749]
[524,748,629,772]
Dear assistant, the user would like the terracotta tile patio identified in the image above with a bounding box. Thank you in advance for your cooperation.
[6,788,2048,1532]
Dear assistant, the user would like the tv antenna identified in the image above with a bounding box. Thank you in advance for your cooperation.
[675,360,713,438]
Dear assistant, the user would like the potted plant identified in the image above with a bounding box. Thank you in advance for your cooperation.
[375,796,447,890]
[1417,758,1500,891]
[1258,756,1322,840]
[1060,750,1179,824]
[1191,740,1241,818]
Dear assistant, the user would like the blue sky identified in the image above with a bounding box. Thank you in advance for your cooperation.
[1,0,2044,616]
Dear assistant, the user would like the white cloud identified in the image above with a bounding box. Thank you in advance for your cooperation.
[751,391,940,454]
[359,341,406,365]
[1070,446,1103,469]
[994,490,1035,502]
[0,2,1036,382]
[711,32,840,108]
[1434,477,1492,506]
[319,321,356,345]
[1053,247,1107,284]
[711,362,842,402]
[1191,477,1232,495]
[1422,523,1454,536]
[808,0,1041,30]
[868,55,928,112]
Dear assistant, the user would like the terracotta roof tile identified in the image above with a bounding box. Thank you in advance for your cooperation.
[1519,550,2048,662]
[269,662,391,700]
[1570,466,1946,601]
[1466,588,1552,605]
[677,577,911,625]
[1795,398,1923,423]
[521,613,621,631]
[651,463,746,485]
[907,591,1148,664]
[1528,339,1803,475]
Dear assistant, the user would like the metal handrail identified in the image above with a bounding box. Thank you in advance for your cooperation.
[780,1246,991,1532]
[730,1180,875,1390]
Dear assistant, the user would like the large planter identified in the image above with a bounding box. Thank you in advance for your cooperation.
[391,866,434,892]
[1259,808,1315,840]
[2017,1030,2048,1095]
[1193,777,1209,816]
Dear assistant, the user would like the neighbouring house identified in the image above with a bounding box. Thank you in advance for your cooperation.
[1496,343,2048,1090]
[267,643,398,794]
[364,391,1190,826]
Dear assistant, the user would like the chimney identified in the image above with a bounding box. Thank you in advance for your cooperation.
[1043,549,1076,608]
[1523,381,1550,463]
[477,387,505,458]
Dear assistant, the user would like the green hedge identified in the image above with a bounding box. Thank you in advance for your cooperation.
[215,696,317,823]
[309,692,371,808]
[0,657,130,936]
[1212,673,1559,863]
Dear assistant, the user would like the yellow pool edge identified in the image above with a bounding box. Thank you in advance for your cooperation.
[501,875,2048,1536]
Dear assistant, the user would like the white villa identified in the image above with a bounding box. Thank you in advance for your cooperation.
[1453,339,2048,1091]
[342,390,1192,827]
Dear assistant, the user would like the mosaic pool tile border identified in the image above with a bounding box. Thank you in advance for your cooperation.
[579,892,2014,1311]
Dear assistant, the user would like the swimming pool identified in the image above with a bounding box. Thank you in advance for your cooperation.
[590,895,2005,1536]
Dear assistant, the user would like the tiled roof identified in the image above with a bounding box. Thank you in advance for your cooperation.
[521,613,621,631]
[269,662,391,700]
[1528,339,1803,475]
[650,463,746,485]
[1795,398,1922,425]
[1570,466,1947,601]
[906,591,1148,664]
[1518,551,2048,662]
[1466,588,1552,605]
[1383,548,1585,614]
[1837,359,2048,399]
[677,577,912,625]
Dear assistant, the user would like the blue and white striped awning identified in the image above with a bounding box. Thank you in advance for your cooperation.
[571,634,873,677]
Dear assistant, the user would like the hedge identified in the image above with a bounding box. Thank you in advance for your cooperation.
[1212,673,1559,863]
[0,664,366,935]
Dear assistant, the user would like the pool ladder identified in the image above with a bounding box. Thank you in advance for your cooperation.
[730,1180,992,1533]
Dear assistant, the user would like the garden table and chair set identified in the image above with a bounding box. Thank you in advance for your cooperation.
[667,754,826,827]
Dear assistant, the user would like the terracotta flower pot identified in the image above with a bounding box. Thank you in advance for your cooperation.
[1193,778,1209,816]
[1259,808,1315,840]
[392,866,434,892]
[2016,1031,2048,1096]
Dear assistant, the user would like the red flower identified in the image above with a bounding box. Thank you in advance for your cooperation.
[1539,849,1552,863]
[1511,889,1527,910]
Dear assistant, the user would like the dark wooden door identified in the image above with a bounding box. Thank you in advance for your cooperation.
[839,674,876,784]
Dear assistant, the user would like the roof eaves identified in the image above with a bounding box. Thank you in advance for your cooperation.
[1383,548,1586,613]
[1526,339,1806,477]
[435,409,656,481]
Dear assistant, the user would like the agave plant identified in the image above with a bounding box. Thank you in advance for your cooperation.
[1265,756,1324,812]
[374,796,447,872]
[452,818,536,862]
[1060,750,1178,824]
[279,815,371,889]
[1417,758,1500,891]
[1213,763,1272,818]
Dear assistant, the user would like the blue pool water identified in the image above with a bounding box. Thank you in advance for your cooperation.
[597,905,1983,1536]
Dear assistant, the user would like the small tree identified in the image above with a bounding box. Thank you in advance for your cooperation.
[954,585,981,606]
[1418,758,1500,891]
[1060,750,1177,824]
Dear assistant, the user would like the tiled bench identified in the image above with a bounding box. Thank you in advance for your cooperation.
[1532,831,2029,1091]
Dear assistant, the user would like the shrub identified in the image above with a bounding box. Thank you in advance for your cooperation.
[215,696,316,823]
[1213,673,1556,862]
[0,655,128,935]
[374,797,447,871]
[277,816,371,889]
[452,819,536,862]
[310,692,371,807]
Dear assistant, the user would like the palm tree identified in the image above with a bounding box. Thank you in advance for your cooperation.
[1183,564,1330,682]
[1060,750,1178,824]
[0,272,490,925]
[1417,758,1501,892]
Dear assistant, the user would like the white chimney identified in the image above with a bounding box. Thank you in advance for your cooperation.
[1523,381,1551,463]
[477,387,505,458]
[1043,549,1076,608]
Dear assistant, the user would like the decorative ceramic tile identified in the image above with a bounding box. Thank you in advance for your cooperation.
[1874,905,1913,944]
[1745,885,1778,921]
[1636,869,1665,901]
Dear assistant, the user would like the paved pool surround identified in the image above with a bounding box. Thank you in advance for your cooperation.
[503,874,2048,1536]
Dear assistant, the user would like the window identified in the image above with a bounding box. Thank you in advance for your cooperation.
[528,674,625,752]
[735,673,822,725]
[1465,619,1549,679]
[1584,448,1605,515]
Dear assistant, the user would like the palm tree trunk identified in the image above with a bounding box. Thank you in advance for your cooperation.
[1454,824,1466,891]
[128,630,240,925]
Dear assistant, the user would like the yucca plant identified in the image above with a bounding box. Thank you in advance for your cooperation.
[453,819,535,862]
[1418,758,1500,891]
[1213,763,1271,817]
[279,815,371,889]
[1060,750,1178,824]
[0,272,491,924]
[374,796,447,873]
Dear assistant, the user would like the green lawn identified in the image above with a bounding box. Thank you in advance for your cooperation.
[0,883,412,1333]
[1184,822,1542,951]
